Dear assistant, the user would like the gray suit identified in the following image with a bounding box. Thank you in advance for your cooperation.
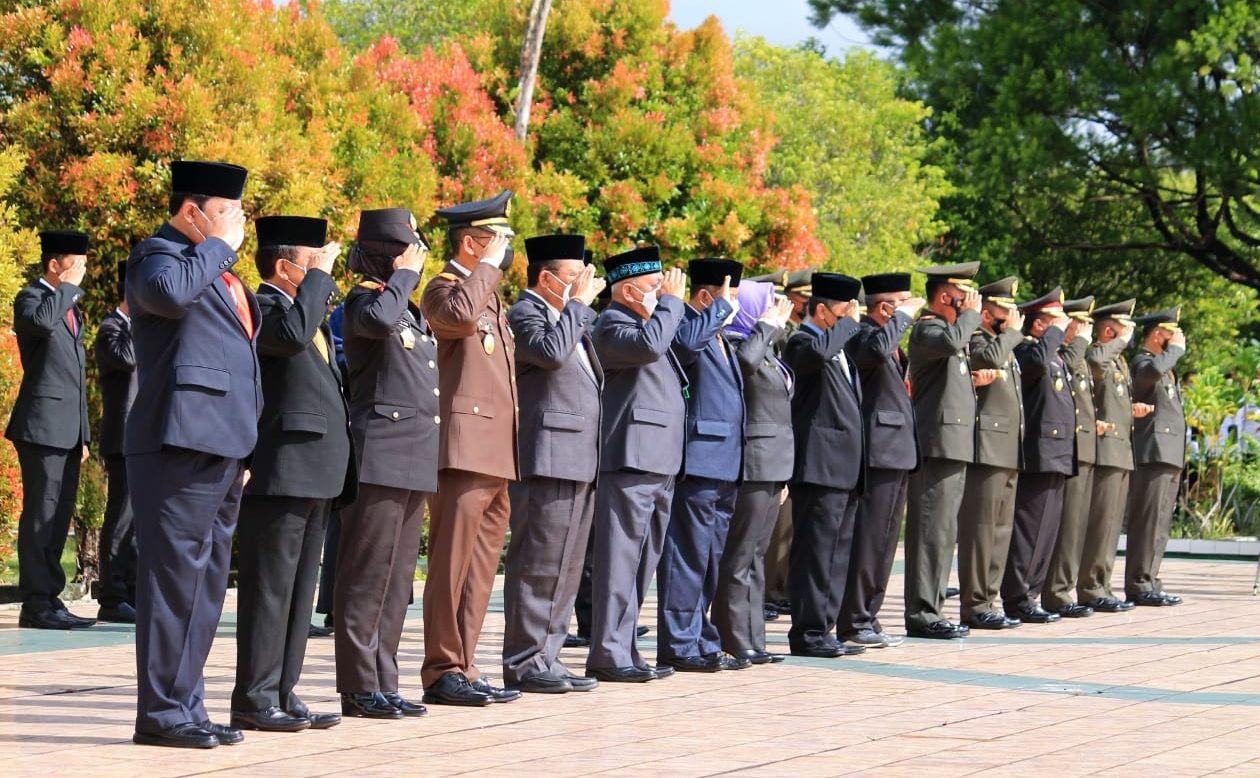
[957,326,1024,621]
[588,297,688,671]
[1079,338,1132,602]
[502,291,603,685]
[903,309,980,631]
[1125,344,1186,597]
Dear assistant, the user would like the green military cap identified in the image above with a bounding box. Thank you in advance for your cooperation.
[1019,285,1065,314]
[1063,295,1095,321]
[916,261,980,293]
[747,268,788,289]
[978,276,1019,310]
[436,189,515,236]
[1134,305,1182,332]
[784,266,818,294]
[1093,298,1136,327]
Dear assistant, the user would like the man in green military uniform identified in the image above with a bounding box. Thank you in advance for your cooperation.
[903,262,981,640]
[1125,306,1187,606]
[1078,300,1143,612]
[1041,296,1100,618]
[957,277,1027,629]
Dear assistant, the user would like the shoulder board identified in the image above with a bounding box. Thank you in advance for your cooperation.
[356,280,384,291]
[917,313,938,320]
[972,328,985,336]
[437,272,459,282]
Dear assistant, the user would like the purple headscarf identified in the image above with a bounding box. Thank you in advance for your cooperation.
[726,280,775,339]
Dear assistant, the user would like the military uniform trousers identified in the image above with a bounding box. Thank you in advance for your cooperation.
[957,464,1019,620]
[1124,463,1182,598]
[421,469,511,689]
[587,470,676,671]
[904,458,968,630]
[315,509,341,625]
[129,448,243,733]
[787,482,858,651]
[1002,472,1066,610]
[14,441,82,613]
[840,467,909,637]
[98,453,137,609]
[763,498,793,604]
[233,495,330,712]
[713,481,782,653]
[657,476,737,660]
[1078,466,1130,602]
[333,485,426,693]
[1043,462,1094,611]
[502,476,595,685]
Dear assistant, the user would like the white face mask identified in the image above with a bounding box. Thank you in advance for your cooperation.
[544,270,573,306]
[638,284,660,315]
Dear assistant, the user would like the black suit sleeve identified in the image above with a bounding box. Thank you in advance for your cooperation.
[347,269,420,339]
[734,321,780,377]
[671,299,732,367]
[94,317,135,372]
[1014,326,1065,380]
[783,319,860,377]
[13,284,82,338]
[256,272,338,358]
[509,298,597,370]
[848,312,910,370]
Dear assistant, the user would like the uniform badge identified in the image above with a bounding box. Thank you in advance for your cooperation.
[958,355,968,375]
[1054,376,1064,392]
[400,326,416,350]
[483,332,496,355]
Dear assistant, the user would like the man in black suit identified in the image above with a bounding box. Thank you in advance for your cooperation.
[782,273,867,659]
[502,234,605,694]
[230,216,351,733]
[839,273,925,648]
[334,209,438,718]
[126,160,255,749]
[7,230,94,630]
[94,261,138,623]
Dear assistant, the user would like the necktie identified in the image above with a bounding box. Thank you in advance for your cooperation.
[220,272,253,335]
[65,309,77,336]
[313,328,332,365]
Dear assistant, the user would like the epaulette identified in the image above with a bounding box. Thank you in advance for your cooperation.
[437,272,459,282]
[357,280,384,291]
[917,313,938,321]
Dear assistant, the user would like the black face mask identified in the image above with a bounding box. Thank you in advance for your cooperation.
[949,296,965,312]
[992,317,1007,334]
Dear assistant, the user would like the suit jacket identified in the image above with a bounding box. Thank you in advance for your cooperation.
[94,309,137,456]
[421,262,519,481]
[784,319,864,491]
[343,268,440,493]
[731,322,794,483]
[509,291,604,484]
[5,281,89,449]
[1130,344,1187,467]
[245,274,356,503]
[848,312,917,472]
[968,326,1025,470]
[907,309,980,464]
[123,225,261,459]
[1089,338,1134,471]
[592,296,688,475]
[1060,333,1097,466]
[672,300,743,482]
[1015,327,1076,475]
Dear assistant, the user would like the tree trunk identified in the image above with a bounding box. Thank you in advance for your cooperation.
[514,0,553,142]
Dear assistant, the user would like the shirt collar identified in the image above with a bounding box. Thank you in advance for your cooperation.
[524,289,561,322]
[261,281,294,305]
[448,260,472,279]
[801,321,823,337]
[115,307,130,325]
[38,278,56,293]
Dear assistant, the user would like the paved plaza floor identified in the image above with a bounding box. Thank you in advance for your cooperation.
[2,552,1260,776]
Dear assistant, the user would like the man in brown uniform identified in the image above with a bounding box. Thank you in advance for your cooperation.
[420,190,521,707]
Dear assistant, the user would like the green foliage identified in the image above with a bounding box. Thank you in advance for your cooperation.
[320,0,491,54]
[733,37,951,278]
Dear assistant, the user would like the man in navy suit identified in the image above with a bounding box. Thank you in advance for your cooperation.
[125,160,258,749]
[783,273,868,658]
[656,259,741,673]
[7,230,94,630]
[586,247,689,683]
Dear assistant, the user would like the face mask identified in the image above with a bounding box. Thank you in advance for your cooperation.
[950,296,965,312]
[992,317,1007,334]
[544,270,573,305]
[639,284,660,315]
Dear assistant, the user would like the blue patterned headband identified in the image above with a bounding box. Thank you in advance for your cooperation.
[606,260,662,284]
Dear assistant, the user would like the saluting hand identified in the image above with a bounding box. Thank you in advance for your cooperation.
[897,296,927,317]
[204,205,246,251]
[718,274,733,302]
[478,233,511,267]
[1008,308,1026,333]
[660,266,686,299]
[60,255,87,287]
[1049,313,1070,331]
[1170,329,1187,350]
[1118,323,1134,343]
[312,242,341,275]
[393,243,426,274]
[846,298,861,322]
[760,296,793,328]
[962,289,982,312]
[574,264,604,305]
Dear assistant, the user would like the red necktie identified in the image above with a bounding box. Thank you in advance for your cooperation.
[220,272,253,335]
[65,309,77,336]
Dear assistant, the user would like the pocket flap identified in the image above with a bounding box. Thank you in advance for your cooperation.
[631,407,670,427]
[452,396,494,418]
[1041,422,1066,439]
[373,403,417,422]
[979,413,1010,433]
[746,421,778,439]
[876,410,905,427]
[695,419,730,438]
[940,409,970,425]
[174,364,230,392]
[542,410,585,431]
[282,411,327,433]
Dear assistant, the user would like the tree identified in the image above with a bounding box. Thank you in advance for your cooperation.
[734,37,950,277]
[514,0,553,141]
[809,0,1260,291]
[319,0,491,54]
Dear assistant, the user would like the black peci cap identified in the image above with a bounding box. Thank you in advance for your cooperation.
[256,216,328,249]
[525,234,586,264]
[604,246,663,284]
[688,258,743,287]
[811,272,862,301]
[170,160,247,199]
[861,272,911,296]
[39,230,89,256]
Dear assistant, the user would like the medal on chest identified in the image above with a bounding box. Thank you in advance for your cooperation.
[477,318,496,355]
[1053,370,1064,392]
[958,352,968,375]
[399,323,416,350]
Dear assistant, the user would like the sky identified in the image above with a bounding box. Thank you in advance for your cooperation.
[667,0,874,52]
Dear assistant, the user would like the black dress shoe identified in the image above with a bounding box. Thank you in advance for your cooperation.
[1157,590,1183,605]
[1086,596,1135,612]
[287,705,341,729]
[308,624,334,638]
[650,665,675,679]
[97,602,136,623]
[201,721,244,745]
[586,666,655,683]
[230,706,310,732]
[729,648,783,665]
[422,673,494,706]
[945,586,960,599]
[767,598,792,611]
[509,674,573,694]
[563,633,591,648]
[791,643,844,658]
[470,678,522,703]
[717,654,751,670]
[341,692,403,719]
[660,655,721,672]
[18,609,92,630]
[1131,591,1178,607]
[1007,605,1061,623]
[636,624,650,638]
[964,611,1016,630]
[907,620,969,639]
[133,722,219,749]
[560,673,599,691]
[763,607,780,622]
[379,692,427,716]
[1055,603,1094,618]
